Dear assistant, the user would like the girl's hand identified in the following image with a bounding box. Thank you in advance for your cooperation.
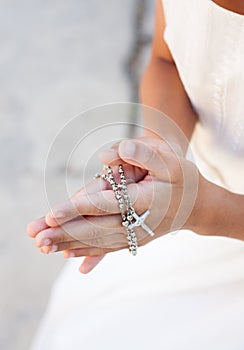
[27,161,147,273]
[28,137,202,273]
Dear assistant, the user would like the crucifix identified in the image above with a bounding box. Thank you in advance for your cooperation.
[128,210,154,237]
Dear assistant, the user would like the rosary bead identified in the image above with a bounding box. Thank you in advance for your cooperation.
[100,164,138,256]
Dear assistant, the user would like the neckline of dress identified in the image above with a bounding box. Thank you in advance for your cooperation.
[209,1,244,19]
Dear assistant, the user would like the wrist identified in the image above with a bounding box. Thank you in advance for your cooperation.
[185,175,225,236]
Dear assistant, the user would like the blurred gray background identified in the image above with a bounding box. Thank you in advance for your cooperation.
[0,1,154,349]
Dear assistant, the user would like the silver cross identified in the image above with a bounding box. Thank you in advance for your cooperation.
[128,210,154,237]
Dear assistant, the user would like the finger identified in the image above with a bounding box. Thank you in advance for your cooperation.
[45,178,148,229]
[45,177,110,227]
[57,242,107,254]
[36,180,164,248]
[54,190,120,221]
[40,242,108,255]
[44,189,123,232]
[99,141,121,165]
[118,138,178,181]
[56,182,145,218]
[35,214,125,248]
[36,177,167,250]
[99,136,173,166]
[62,251,106,274]
[46,165,147,227]
[40,231,125,253]
[79,255,106,274]
[52,242,113,256]
[26,217,49,238]
[39,246,48,254]
[35,219,86,248]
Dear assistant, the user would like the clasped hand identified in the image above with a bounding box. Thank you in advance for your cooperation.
[27,137,200,273]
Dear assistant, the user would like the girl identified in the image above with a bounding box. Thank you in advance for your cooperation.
[27,1,244,349]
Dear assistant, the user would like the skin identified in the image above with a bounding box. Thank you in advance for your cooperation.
[212,0,244,15]
[27,0,244,273]
[28,137,201,267]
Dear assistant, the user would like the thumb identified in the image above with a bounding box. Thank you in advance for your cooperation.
[118,139,170,179]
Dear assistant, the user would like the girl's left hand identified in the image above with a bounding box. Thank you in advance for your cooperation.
[27,137,202,273]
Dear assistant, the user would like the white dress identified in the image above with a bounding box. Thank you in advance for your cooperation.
[31,1,244,349]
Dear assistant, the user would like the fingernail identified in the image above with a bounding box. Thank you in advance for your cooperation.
[52,211,65,219]
[67,252,75,258]
[40,246,50,254]
[42,238,52,246]
[120,140,135,158]
[100,148,118,162]
[50,244,58,253]
[103,148,116,154]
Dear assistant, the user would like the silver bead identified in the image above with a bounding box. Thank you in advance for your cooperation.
[101,164,139,256]
[93,173,101,179]
[122,220,129,227]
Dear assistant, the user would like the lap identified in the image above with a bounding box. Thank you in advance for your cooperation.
[31,231,244,350]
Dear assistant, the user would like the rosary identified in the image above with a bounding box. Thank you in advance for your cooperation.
[95,164,154,255]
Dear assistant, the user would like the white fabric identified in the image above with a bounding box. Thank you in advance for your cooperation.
[163,0,244,192]
[31,1,244,349]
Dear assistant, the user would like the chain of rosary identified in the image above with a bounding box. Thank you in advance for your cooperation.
[100,165,138,256]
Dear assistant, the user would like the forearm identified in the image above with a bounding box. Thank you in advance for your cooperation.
[188,175,244,240]
[140,57,198,153]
